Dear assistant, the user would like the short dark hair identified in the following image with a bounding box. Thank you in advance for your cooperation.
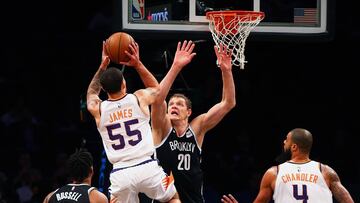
[66,148,93,183]
[100,67,123,94]
[290,128,313,154]
[169,93,192,109]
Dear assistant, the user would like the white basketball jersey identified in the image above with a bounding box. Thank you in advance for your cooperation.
[273,161,332,203]
[97,94,155,168]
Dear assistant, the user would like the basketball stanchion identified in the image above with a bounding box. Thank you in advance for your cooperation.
[206,10,265,69]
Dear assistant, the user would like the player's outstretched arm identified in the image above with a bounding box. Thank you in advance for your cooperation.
[121,41,159,89]
[151,40,196,142]
[191,45,235,144]
[156,40,196,104]
[324,165,354,203]
[87,41,110,125]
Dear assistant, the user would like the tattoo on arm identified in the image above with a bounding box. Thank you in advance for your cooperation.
[87,69,105,98]
[327,166,354,203]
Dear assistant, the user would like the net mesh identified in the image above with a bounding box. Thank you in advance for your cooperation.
[207,11,264,69]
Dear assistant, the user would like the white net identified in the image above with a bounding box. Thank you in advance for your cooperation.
[207,11,264,69]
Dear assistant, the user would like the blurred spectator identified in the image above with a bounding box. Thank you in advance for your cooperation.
[12,152,43,203]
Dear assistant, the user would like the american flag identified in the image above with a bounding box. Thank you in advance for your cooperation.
[294,8,317,25]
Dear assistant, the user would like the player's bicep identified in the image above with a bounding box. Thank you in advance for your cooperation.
[326,166,354,203]
[200,102,229,132]
[253,169,276,203]
[151,101,170,135]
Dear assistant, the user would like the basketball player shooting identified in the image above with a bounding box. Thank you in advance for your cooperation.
[86,39,181,203]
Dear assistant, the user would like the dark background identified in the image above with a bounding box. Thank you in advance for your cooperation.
[0,0,359,202]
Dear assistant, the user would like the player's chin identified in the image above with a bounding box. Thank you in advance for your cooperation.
[169,115,180,120]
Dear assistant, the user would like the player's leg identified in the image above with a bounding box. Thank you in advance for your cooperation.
[139,161,180,202]
[109,168,140,203]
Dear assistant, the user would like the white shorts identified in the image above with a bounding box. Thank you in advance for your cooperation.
[109,159,177,203]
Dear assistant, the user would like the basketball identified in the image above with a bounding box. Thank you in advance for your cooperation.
[105,32,134,64]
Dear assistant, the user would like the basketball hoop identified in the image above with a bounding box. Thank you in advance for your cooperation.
[206,10,265,69]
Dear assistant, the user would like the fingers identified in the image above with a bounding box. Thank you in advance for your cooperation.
[221,194,238,203]
[214,45,220,57]
[128,42,135,53]
[185,40,192,51]
[176,41,181,51]
[190,52,197,60]
[176,40,196,55]
[228,194,236,201]
[179,40,195,51]
[188,42,195,53]
[128,41,139,55]
[180,40,187,50]
[104,56,110,65]
[124,50,133,58]
[102,40,109,55]
[214,44,231,56]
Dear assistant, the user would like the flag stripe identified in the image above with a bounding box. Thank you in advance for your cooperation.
[294,8,317,24]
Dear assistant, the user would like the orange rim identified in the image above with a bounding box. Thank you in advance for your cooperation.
[206,10,265,22]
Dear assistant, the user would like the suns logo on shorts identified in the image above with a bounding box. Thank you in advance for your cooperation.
[162,172,174,191]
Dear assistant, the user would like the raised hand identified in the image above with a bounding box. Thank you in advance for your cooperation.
[100,41,111,70]
[221,194,238,203]
[120,41,142,68]
[214,44,232,71]
[172,40,197,69]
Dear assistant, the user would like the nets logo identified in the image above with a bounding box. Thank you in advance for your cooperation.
[132,0,145,20]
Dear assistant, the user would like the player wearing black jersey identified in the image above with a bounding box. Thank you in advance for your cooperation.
[43,148,108,203]
[150,42,236,202]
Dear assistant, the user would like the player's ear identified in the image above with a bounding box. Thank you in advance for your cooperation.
[187,108,192,117]
[121,79,126,90]
[291,143,298,151]
[89,166,94,177]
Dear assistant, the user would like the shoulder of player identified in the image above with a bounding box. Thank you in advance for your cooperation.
[134,89,156,102]
[134,87,158,96]
[43,190,56,203]
[321,163,340,182]
[257,166,277,189]
[266,166,278,176]
[89,188,108,203]
[189,113,206,131]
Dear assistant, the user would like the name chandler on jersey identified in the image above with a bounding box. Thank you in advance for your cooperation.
[281,173,318,184]
[56,192,82,201]
[169,140,196,152]
[109,108,133,123]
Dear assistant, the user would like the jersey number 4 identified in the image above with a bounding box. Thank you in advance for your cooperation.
[293,184,309,203]
[106,119,142,150]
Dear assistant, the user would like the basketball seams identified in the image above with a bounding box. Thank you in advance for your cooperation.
[106,32,133,64]
[116,33,122,64]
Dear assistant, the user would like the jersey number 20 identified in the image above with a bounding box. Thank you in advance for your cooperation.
[177,154,191,170]
[106,119,142,150]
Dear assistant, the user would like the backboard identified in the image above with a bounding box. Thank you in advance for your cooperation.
[115,0,334,41]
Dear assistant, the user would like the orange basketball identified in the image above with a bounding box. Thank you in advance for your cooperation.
[105,32,134,64]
